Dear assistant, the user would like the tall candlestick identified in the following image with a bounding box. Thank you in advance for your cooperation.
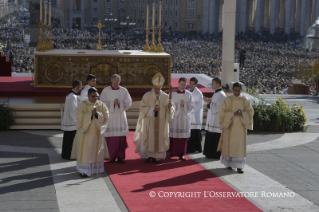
[146,5,149,28]
[44,1,47,25]
[159,2,162,25]
[40,0,42,22]
[49,1,51,26]
[152,3,155,27]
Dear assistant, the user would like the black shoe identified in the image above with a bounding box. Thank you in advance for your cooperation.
[117,157,125,164]
[153,160,162,164]
[79,173,88,178]
[145,157,150,163]
[179,156,186,161]
[237,168,244,174]
[227,167,232,169]
[110,159,116,163]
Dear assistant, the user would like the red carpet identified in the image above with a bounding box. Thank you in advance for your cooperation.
[104,132,261,212]
[0,77,214,97]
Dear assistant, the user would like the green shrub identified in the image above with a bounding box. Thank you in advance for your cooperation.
[252,96,308,132]
[0,99,16,131]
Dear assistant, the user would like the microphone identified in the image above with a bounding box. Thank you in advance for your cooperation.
[155,105,158,117]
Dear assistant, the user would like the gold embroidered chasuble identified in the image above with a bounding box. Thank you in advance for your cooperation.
[71,100,110,163]
[133,90,175,156]
[217,96,254,158]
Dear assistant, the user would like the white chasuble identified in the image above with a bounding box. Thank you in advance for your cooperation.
[205,90,226,133]
[217,95,254,158]
[189,87,204,130]
[100,86,132,137]
[71,100,110,164]
[133,90,175,159]
[169,90,195,138]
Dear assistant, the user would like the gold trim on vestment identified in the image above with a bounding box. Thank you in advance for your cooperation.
[154,95,160,152]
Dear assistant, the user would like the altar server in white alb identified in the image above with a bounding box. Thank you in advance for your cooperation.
[134,73,175,163]
[203,77,226,159]
[169,77,195,161]
[100,74,132,164]
[61,80,82,160]
[187,77,204,153]
[80,74,98,101]
[71,88,109,177]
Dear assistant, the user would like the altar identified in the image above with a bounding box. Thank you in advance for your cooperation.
[34,50,172,89]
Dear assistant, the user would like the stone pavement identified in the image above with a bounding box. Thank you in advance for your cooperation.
[0,94,318,212]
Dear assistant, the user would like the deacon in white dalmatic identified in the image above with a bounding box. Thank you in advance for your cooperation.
[187,77,204,153]
[218,82,254,174]
[134,73,175,163]
[169,77,195,161]
[203,77,226,159]
[100,74,132,164]
[71,88,109,177]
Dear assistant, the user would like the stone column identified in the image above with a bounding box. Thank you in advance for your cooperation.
[285,0,292,33]
[255,0,264,32]
[275,0,280,28]
[202,0,209,33]
[270,0,277,33]
[69,0,72,29]
[295,0,301,32]
[212,0,221,35]
[219,0,224,32]
[300,0,307,36]
[291,0,296,32]
[279,0,285,30]
[264,0,270,29]
[237,0,248,32]
[305,0,312,32]
[81,0,84,29]
[29,0,40,49]
[221,0,237,87]
[316,0,319,20]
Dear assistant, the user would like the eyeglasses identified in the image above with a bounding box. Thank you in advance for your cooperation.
[91,96,98,98]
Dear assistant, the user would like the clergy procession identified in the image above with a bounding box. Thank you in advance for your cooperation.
[61,73,253,177]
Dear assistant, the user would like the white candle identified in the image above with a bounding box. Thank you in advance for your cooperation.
[152,3,155,27]
[40,0,42,22]
[44,1,47,25]
[159,2,162,26]
[146,5,149,28]
[49,1,51,26]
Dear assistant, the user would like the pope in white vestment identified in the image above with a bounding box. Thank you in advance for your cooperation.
[217,83,254,174]
[169,77,195,161]
[61,80,82,160]
[134,73,175,163]
[71,88,109,177]
[100,74,132,163]
[187,77,204,153]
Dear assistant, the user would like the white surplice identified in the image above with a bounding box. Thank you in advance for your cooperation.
[169,90,195,138]
[189,87,203,130]
[100,86,132,137]
[62,90,82,131]
[80,85,99,101]
[205,89,226,133]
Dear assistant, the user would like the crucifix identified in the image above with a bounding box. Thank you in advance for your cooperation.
[94,20,105,51]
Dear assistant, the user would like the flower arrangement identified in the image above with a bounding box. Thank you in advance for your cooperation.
[252,96,308,132]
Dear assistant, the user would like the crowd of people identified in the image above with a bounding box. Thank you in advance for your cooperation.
[1,11,318,94]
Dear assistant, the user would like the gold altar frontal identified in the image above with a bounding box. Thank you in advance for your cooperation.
[34,50,171,88]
